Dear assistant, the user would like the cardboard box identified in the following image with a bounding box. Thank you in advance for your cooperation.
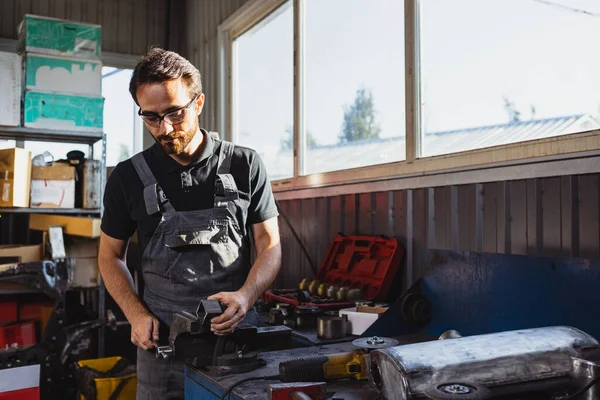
[29,214,101,238]
[23,91,104,132]
[18,14,101,59]
[25,53,102,96]
[0,149,32,208]
[67,237,99,288]
[30,164,75,208]
[0,244,43,263]
[0,52,21,126]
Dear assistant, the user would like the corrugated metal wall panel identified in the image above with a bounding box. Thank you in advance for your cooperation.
[579,174,600,258]
[510,180,528,254]
[0,0,169,55]
[276,173,600,292]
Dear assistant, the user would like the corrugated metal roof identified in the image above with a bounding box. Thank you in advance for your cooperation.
[263,114,600,179]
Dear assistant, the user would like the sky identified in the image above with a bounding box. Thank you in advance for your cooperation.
[232,0,600,178]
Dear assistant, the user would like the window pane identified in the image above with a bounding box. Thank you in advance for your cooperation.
[303,0,405,175]
[234,3,293,181]
[102,67,141,166]
[421,0,600,157]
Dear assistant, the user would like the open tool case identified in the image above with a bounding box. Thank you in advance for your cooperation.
[263,234,404,311]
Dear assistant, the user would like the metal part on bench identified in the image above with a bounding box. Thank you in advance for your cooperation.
[317,316,347,340]
[352,336,399,350]
[369,326,600,400]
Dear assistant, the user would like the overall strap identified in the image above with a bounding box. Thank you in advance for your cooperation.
[214,140,239,208]
[131,153,174,215]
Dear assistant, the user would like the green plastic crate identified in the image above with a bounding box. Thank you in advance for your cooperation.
[24,91,104,132]
[19,14,102,59]
[25,54,102,96]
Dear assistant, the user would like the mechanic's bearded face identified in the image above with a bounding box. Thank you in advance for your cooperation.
[137,79,205,155]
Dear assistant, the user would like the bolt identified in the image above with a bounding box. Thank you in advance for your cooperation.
[367,336,385,345]
[238,351,243,359]
[440,384,471,394]
[58,320,63,325]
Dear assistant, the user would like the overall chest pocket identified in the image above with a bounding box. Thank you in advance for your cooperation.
[163,220,241,282]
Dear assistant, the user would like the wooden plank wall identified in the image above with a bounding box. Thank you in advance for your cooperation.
[276,173,600,292]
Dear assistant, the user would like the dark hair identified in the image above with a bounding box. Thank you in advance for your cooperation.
[129,48,202,105]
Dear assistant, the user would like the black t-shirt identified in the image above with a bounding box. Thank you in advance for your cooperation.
[101,129,279,255]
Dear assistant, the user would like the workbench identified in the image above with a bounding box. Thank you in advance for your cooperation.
[184,332,435,400]
[184,341,369,399]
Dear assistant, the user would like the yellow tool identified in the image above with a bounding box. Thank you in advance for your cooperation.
[279,349,368,382]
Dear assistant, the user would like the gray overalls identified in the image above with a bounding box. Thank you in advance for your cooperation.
[130,140,259,399]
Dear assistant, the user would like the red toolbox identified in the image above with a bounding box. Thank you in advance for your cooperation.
[0,321,36,348]
[263,234,404,311]
[0,303,17,324]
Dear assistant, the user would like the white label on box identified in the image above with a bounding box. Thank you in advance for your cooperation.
[2,182,10,202]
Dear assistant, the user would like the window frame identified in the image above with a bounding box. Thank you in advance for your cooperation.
[218,0,600,197]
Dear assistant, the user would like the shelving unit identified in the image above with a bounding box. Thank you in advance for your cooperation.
[0,126,103,144]
[0,124,108,356]
[0,207,100,214]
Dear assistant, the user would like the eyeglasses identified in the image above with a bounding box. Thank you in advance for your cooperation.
[138,96,197,127]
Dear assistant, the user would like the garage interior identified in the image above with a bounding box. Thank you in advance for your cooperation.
[0,0,600,399]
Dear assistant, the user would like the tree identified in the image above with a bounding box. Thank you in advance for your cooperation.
[280,126,318,151]
[339,87,381,143]
[503,96,522,123]
[530,104,536,120]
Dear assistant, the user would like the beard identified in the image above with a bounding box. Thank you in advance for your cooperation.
[156,121,199,154]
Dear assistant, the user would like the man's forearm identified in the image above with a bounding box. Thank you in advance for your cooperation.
[99,258,147,322]
[239,243,282,306]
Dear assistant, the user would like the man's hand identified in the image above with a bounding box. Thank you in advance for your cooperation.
[129,310,159,350]
[207,291,250,336]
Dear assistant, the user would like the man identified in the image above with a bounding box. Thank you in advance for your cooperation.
[98,48,281,399]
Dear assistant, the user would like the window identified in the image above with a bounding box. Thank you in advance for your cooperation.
[233,3,294,181]
[304,0,405,174]
[100,67,143,166]
[420,0,600,157]
[220,0,600,191]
